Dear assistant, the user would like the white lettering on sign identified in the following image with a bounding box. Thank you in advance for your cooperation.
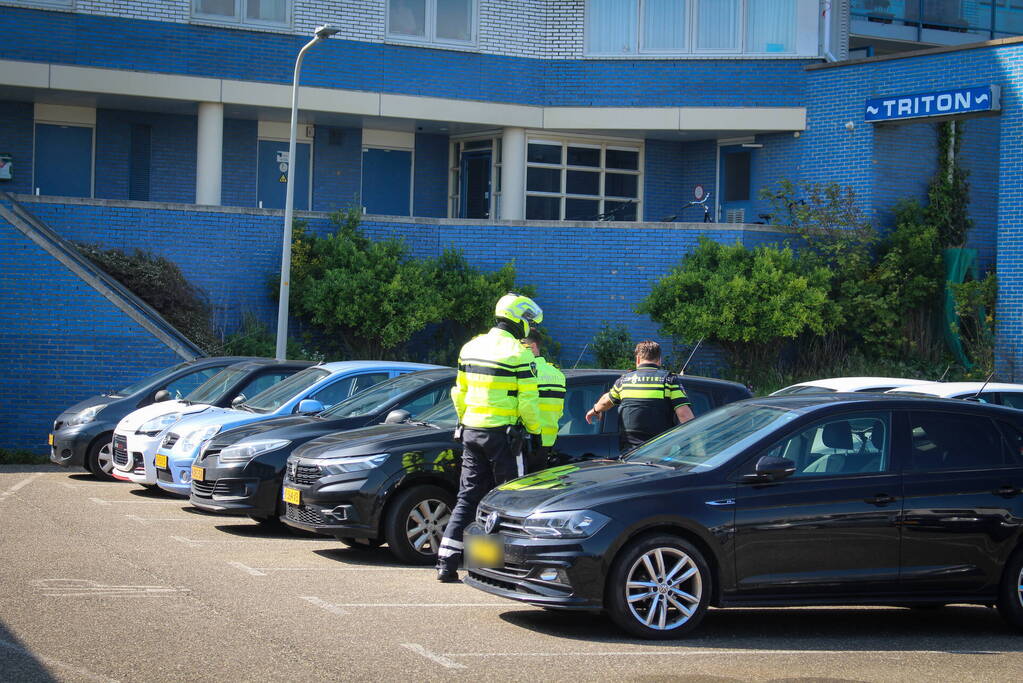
[276,151,290,164]
[883,100,897,116]
[955,92,971,109]
[937,94,953,111]
[897,99,912,115]
[919,95,935,113]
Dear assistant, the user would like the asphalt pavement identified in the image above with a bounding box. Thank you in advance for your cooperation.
[2,465,1022,682]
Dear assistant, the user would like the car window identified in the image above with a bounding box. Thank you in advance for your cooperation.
[772,385,836,396]
[184,366,250,403]
[310,376,358,408]
[997,421,1023,466]
[322,372,450,418]
[762,412,890,478]
[111,361,192,397]
[243,367,329,412]
[236,371,294,400]
[351,372,390,395]
[165,367,221,400]
[398,387,449,417]
[683,388,712,416]
[999,392,1023,410]
[560,384,608,436]
[907,411,1006,471]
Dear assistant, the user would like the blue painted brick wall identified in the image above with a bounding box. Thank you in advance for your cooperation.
[223,117,258,208]
[871,120,938,228]
[0,100,34,195]
[413,133,449,219]
[960,116,1000,271]
[313,125,362,213]
[0,217,183,452]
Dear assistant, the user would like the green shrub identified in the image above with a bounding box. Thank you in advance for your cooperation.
[219,313,323,361]
[590,323,634,369]
[0,448,49,464]
[952,271,997,379]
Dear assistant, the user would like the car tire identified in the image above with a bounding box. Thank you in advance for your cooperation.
[383,485,454,565]
[997,545,1023,631]
[86,435,116,481]
[604,534,712,640]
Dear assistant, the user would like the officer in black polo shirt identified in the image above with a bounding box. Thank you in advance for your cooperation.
[585,340,694,452]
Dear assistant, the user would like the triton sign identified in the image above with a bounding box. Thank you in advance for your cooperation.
[864,85,1000,123]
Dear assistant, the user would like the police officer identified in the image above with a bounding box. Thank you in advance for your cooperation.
[436,293,543,582]
[522,330,565,469]
[585,340,694,452]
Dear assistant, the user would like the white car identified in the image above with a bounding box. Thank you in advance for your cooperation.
[770,377,926,396]
[111,359,312,486]
[885,381,1023,409]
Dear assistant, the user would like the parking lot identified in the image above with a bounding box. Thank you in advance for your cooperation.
[1,465,1021,682]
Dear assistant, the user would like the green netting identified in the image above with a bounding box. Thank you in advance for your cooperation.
[943,247,979,370]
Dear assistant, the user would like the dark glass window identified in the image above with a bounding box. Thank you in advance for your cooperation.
[605,172,638,198]
[528,143,562,164]
[526,196,560,220]
[606,148,639,170]
[527,167,560,193]
[566,170,600,196]
[997,421,1023,466]
[761,412,890,477]
[907,411,1007,471]
[565,198,600,221]
[567,146,600,167]
[724,151,751,201]
[603,200,637,221]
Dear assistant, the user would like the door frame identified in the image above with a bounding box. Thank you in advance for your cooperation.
[459,148,493,219]
[256,137,313,210]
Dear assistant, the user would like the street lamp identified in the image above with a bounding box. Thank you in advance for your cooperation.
[275,24,339,360]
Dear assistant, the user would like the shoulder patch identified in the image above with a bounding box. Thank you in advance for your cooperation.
[530,362,537,377]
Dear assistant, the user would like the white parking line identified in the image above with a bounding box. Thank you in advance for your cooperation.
[224,560,433,575]
[0,473,42,500]
[401,643,466,670]
[0,637,120,682]
[300,596,348,616]
[32,579,191,598]
[89,497,177,506]
[125,514,203,525]
[171,536,248,546]
[227,561,266,576]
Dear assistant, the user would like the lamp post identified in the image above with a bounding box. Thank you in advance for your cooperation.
[275,24,339,360]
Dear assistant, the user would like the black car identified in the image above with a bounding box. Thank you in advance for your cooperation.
[190,369,457,524]
[463,394,1023,639]
[50,356,253,480]
[280,371,751,564]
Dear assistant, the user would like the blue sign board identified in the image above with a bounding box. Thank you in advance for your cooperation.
[864,85,1000,123]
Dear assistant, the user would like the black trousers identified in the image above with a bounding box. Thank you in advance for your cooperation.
[437,427,524,571]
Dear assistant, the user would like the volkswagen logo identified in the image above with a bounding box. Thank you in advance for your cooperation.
[484,511,499,534]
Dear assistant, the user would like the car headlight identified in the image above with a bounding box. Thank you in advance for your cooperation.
[137,413,181,437]
[522,510,610,539]
[320,453,389,475]
[219,439,291,463]
[177,425,219,453]
[65,405,101,427]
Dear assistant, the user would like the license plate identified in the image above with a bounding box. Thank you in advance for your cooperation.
[191,466,204,482]
[282,487,301,505]
[155,453,167,469]
[48,434,54,446]
[465,534,505,568]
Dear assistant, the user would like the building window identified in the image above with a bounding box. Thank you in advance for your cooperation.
[7,0,74,8]
[388,0,476,46]
[192,0,291,28]
[585,0,796,55]
[525,138,642,221]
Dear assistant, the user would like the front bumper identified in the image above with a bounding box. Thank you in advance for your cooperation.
[279,475,380,539]
[49,423,104,468]
[111,430,159,485]
[462,522,611,610]
[154,451,195,497]
[189,457,281,517]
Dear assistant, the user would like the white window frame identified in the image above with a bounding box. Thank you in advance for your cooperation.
[583,0,801,57]
[386,0,478,49]
[524,135,643,222]
[7,0,74,8]
[191,0,292,30]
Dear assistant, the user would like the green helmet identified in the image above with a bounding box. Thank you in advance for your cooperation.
[495,293,543,335]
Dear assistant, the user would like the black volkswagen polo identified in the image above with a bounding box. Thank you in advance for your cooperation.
[280,371,751,564]
[189,369,456,524]
[463,394,1023,639]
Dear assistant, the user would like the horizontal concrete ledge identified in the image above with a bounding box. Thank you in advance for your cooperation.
[12,194,785,233]
[806,34,1023,71]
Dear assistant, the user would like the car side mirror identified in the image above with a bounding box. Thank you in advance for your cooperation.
[231,394,246,407]
[742,455,796,483]
[153,389,171,403]
[384,409,411,424]
[296,399,325,414]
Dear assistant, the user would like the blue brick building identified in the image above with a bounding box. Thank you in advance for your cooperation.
[2,0,1023,450]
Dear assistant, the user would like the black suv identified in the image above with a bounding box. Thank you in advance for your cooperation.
[464,394,1023,639]
[280,371,751,564]
[50,356,253,480]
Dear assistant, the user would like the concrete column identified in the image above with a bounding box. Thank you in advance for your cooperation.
[196,102,223,206]
[500,127,526,220]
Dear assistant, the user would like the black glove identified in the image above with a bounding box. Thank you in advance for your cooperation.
[530,433,542,450]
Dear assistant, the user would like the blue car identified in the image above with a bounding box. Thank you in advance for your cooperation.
[153,361,441,496]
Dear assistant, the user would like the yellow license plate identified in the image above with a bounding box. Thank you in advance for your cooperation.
[465,534,505,568]
[282,487,301,505]
[155,453,168,469]
[191,466,204,482]
[48,434,54,446]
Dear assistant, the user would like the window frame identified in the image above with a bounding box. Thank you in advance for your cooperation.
[386,0,479,49]
[191,0,293,31]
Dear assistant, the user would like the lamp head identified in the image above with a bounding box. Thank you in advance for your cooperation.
[314,25,339,40]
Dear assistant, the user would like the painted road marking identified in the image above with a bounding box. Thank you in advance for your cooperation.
[125,514,204,524]
[227,561,266,576]
[171,535,248,546]
[300,596,348,616]
[225,560,432,575]
[89,497,177,506]
[32,579,191,598]
[0,637,120,683]
[401,643,466,670]
[0,473,42,500]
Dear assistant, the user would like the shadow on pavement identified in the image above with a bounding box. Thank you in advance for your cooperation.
[312,546,427,568]
[128,486,176,499]
[215,523,322,540]
[0,621,59,683]
[498,604,1023,653]
[66,473,96,481]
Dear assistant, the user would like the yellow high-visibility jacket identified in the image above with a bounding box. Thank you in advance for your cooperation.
[534,356,566,448]
[451,328,541,434]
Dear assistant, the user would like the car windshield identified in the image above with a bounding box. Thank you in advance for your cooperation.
[242,367,329,413]
[415,401,458,428]
[322,372,440,418]
[110,362,192,397]
[625,402,800,472]
[772,385,837,396]
[183,366,251,404]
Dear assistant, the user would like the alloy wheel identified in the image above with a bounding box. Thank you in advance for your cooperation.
[97,443,114,476]
[405,499,451,556]
[624,546,703,631]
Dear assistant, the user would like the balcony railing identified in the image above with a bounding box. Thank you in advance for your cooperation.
[851,0,1023,41]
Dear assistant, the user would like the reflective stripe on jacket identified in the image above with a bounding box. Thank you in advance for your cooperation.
[534,356,566,447]
[607,363,689,441]
[451,328,541,433]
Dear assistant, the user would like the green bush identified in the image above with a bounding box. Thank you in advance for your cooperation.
[590,323,634,369]
[0,448,49,464]
[219,313,323,361]
[77,244,219,353]
[640,237,836,377]
[952,271,997,379]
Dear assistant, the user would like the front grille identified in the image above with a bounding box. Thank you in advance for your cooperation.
[156,469,173,483]
[112,435,129,466]
[161,433,179,449]
[193,479,247,499]
[198,445,222,463]
[286,503,324,526]
[476,506,528,537]
[468,570,520,593]
[192,479,215,497]
[292,464,322,486]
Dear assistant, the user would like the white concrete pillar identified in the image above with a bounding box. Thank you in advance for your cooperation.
[500,127,526,220]
[196,102,223,206]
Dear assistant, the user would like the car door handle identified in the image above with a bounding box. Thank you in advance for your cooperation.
[996,485,1021,498]
[865,494,897,506]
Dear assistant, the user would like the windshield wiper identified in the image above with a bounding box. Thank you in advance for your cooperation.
[628,460,675,469]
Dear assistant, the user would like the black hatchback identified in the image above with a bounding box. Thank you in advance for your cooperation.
[280,371,751,564]
[463,394,1023,639]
